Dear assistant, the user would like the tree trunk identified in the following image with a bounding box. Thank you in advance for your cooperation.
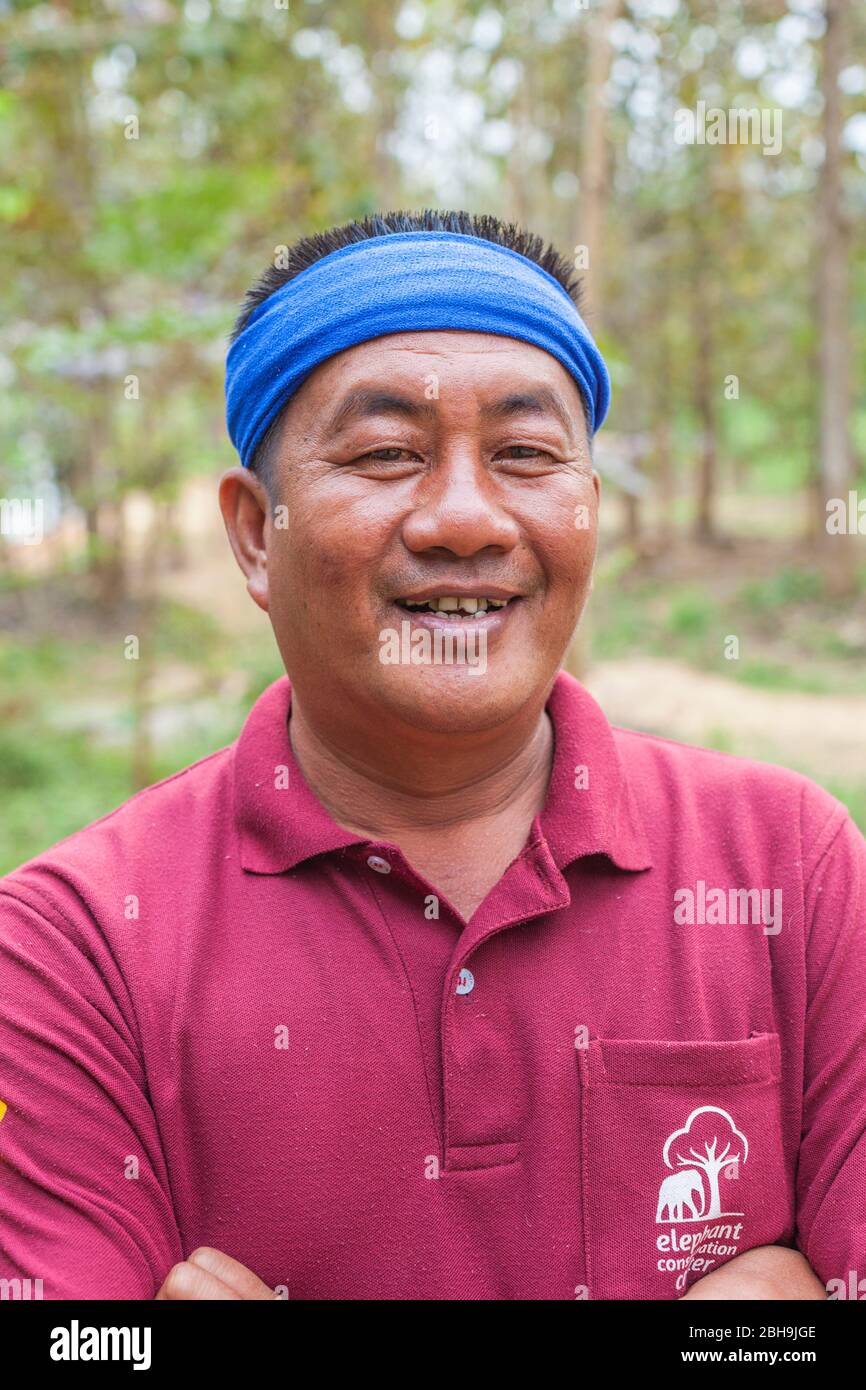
[368,10,399,209]
[576,0,622,321]
[566,0,621,682]
[129,505,165,793]
[653,239,675,547]
[816,0,856,591]
[506,70,534,228]
[623,492,642,547]
[691,209,718,544]
[129,606,155,793]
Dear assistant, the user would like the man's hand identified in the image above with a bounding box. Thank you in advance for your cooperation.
[680,1245,827,1300]
[156,1242,826,1300]
[155,1246,277,1300]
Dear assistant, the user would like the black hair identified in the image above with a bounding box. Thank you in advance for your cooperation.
[229,208,588,495]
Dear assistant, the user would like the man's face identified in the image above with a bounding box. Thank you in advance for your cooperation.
[257,330,599,734]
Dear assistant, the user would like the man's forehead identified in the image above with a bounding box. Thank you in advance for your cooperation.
[358,328,545,356]
[323,385,582,442]
[328,327,574,370]
[295,329,589,424]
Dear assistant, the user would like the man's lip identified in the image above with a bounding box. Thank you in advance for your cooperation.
[388,602,518,630]
[392,586,524,603]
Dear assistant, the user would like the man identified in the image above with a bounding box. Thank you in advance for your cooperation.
[1,210,862,1301]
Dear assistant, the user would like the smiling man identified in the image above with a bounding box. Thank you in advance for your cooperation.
[1,210,864,1302]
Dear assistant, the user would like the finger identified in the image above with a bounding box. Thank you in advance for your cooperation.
[155,1259,242,1300]
[186,1246,277,1300]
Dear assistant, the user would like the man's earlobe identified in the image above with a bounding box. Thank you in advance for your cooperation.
[245,561,269,614]
[218,467,271,614]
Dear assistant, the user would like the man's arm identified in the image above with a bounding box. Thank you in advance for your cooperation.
[793,807,866,1290]
[152,1242,827,1300]
[0,884,183,1298]
[681,1245,826,1300]
[685,799,866,1303]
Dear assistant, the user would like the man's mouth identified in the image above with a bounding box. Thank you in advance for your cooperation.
[395,594,517,619]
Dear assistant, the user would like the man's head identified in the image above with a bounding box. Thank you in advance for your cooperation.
[219,210,604,742]
[231,211,595,499]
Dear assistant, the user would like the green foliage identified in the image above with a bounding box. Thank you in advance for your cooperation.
[736,660,829,694]
[825,781,866,829]
[592,557,866,696]
[738,568,825,610]
[666,588,715,638]
[86,166,282,280]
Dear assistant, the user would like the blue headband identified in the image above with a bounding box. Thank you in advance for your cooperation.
[225,231,610,469]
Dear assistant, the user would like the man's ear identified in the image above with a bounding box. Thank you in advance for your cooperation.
[219,467,271,613]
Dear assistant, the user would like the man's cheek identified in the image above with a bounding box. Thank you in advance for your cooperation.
[543,525,597,596]
[569,519,599,581]
[280,529,350,597]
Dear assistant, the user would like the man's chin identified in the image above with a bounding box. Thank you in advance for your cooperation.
[370,665,535,736]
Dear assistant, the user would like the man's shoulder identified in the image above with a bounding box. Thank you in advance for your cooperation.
[0,742,236,916]
[611,723,852,863]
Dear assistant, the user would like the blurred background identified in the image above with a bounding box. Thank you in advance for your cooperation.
[0,0,864,873]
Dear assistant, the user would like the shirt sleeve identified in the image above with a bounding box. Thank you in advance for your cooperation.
[795,807,866,1292]
[0,882,183,1299]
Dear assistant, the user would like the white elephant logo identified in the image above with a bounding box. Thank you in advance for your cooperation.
[656,1167,705,1221]
[655,1106,748,1223]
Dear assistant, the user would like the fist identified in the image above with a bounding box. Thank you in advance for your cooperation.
[155,1246,279,1300]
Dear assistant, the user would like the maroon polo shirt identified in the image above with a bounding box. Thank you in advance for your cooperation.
[1,672,865,1300]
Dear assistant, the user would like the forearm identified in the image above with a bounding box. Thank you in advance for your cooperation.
[681,1245,827,1300]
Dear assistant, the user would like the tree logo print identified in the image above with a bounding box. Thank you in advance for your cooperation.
[655,1106,748,1223]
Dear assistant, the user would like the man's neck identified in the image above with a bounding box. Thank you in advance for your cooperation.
[287,694,556,920]
[288,695,554,837]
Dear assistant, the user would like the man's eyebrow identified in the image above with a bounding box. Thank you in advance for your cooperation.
[483,388,576,434]
[326,388,436,434]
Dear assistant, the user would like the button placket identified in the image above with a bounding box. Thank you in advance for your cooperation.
[366,854,391,874]
[440,841,572,1171]
[455,966,475,995]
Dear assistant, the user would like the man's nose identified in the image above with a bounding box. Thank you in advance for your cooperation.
[401,451,520,558]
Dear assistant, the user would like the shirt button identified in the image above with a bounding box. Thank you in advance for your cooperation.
[456,967,475,996]
[366,855,391,874]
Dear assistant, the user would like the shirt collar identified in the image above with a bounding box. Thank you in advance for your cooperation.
[234,671,652,875]
[234,676,365,873]
[539,670,652,873]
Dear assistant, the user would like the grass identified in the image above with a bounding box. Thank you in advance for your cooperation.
[823,780,866,828]
[589,548,866,832]
[592,557,866,696]
[699,730,866,827]
[0,583,285,872]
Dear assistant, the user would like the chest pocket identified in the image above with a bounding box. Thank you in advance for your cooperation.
[577,1032,792,1300]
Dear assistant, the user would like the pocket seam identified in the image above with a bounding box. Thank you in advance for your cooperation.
[593,1032,781,1088]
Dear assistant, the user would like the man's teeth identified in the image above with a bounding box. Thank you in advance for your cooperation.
[401,595,510,615]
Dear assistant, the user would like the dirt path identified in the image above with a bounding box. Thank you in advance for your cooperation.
[584,658,866,781]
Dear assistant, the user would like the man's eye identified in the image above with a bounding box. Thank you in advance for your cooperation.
[498,446,553,462]
[360,448,414,463]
